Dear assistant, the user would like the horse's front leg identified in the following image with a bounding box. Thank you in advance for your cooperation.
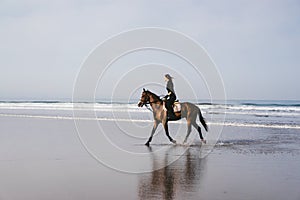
[145,120,159,146]
[163,121,176,144]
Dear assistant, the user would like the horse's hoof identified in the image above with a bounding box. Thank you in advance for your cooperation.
[145,142,150,146]
[201,139,206,144]
[171,140,176,144]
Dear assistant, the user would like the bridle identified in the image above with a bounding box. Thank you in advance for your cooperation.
[138,92,162,113]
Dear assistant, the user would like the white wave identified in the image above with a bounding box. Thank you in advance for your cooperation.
[213,122,300,130]
[0,103,300,119]
[219,111,300,117]
[0,103,149,113]
[0,113,152,123]
[1,113,300,130]
[223,104,300,112]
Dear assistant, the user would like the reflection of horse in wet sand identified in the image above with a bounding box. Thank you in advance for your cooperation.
[138,146,206,200]
[138,89,208,146]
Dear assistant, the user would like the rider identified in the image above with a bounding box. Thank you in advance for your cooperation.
[164,74,177,119]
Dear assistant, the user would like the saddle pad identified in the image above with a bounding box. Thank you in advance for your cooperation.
[173,102,181,112]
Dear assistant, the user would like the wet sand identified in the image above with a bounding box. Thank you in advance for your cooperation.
[0,116,300,200]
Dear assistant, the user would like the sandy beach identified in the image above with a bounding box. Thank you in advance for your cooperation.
[0,112,300,200]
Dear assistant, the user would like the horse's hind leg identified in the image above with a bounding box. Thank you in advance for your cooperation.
[183,121,192,143]
[163,121,176,144]
[145,121,159,146]
[192,122,206,144]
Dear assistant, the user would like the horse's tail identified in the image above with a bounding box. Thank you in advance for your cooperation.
[198,107,208,131]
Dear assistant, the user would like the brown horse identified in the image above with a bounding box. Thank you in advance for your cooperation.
[138,89,208,146]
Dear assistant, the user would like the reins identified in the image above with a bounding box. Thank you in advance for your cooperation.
[141,94,164,113]
[145,104,153,113]
[142,100,161,113]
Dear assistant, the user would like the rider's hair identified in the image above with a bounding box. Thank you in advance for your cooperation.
[165,74,173,80]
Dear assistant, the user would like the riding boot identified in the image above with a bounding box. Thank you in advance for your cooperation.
[167,110,177,120]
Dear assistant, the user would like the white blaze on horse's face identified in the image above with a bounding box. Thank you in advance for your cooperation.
[137,92,144,107]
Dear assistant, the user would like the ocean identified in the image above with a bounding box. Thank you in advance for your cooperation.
[1,100,299,130]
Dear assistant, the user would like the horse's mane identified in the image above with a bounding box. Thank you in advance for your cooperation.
[146,90,162,102]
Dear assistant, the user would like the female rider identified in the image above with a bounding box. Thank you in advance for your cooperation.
[164,74,177,119]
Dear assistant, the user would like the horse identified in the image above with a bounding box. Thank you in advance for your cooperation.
[138,88,208,146]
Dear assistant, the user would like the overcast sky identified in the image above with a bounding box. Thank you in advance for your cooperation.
[1,0,299,101]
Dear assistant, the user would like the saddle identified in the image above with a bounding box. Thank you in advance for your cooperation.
[173,100,181,113]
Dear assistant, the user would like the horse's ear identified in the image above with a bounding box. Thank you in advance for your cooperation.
[143,88,146,92]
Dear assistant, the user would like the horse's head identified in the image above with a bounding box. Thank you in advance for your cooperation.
[138,88,150,107]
